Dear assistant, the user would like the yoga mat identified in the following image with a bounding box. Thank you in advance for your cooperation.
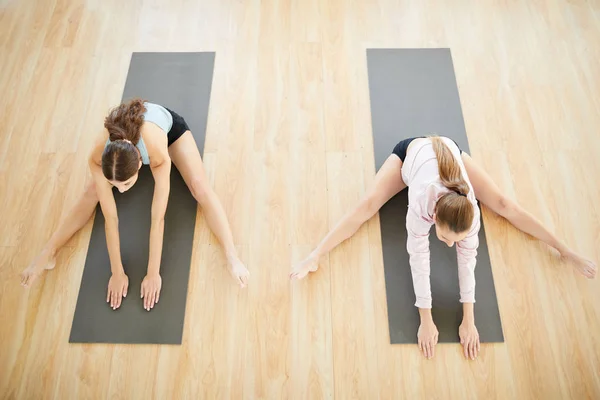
[366,48,504,344]
[69,52,215,344]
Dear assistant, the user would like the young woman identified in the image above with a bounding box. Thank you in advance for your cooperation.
[21,99,250,310]
[290,136,597,360]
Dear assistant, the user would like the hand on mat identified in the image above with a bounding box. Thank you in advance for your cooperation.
[289,254,319,280]
[417,320,439,359]
[107,272,129,310]
[228,258,249,288]
[141,273,162,311]
[459,321,480,360]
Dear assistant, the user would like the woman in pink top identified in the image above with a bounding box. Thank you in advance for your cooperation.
[290,135,597,360]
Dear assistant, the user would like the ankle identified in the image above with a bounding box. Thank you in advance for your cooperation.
[225,251,239,264]
[42,247,57,259]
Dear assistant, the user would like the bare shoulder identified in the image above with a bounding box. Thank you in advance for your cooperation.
[141,122,170,166]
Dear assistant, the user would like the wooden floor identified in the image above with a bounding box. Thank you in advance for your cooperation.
[1,0,599,398]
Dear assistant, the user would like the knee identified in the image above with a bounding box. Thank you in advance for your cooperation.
[356,193,378,222]
[496,195,516,218]
[190,176,211,205]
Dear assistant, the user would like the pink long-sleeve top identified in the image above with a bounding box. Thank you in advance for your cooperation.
[400,137,480,309]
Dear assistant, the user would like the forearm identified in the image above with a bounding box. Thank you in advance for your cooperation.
[147,218,165,275]
[105,217,124,274]
[419,308,433,323]
[149,161,170,274]
[462,302,475,323]
[202,191,238,261]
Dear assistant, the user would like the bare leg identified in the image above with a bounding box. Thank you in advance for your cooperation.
[290,154,407,279]
[21,181,99,287]
[167,131,249,288]
[462,152,597,278]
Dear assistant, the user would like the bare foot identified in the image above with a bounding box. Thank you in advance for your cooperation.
[562,251,597,279]
[290,254,319,280]
[228,258,249,288]
[21,250,56,288]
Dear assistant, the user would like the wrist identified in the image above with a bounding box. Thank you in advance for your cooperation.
[418,308,433,323]
[225,249,239,264]
[309,249,322,261]
[462,302,475,324]
[147,264,160,276]
[111,264,125,275]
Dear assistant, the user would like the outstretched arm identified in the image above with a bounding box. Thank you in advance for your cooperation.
[140,157,171,311]
[406,210,439,360]
[89,156,128,310]
[456,215,480,360]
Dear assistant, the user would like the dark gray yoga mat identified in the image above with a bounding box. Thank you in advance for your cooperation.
[69,52,215,344]
[366,48,504,344]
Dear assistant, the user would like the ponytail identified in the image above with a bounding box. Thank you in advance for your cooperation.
[103,98,146,145]
[101,98,146,182]
[430,136,470,196]
[430,136,474,233]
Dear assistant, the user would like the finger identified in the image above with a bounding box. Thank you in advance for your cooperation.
[111,291,116,309]
[426,342,432,359]
[150,290,156,309]
[144,288,150,310]
[434,332,439,345]
[463,340,469,359]
[469,339,475,360]
[237,276,244,288]
[477,338,481,353]
[468,340,474,360]
[429,341,434,359]
[116,289,123,308]
[123,284,127,298]
[418,338,422,352]
[147,288,154,310]
[468,339,473,359]
[155,290,160,304]
[141,285,146,309]
[431,341,435,358]
[107,287,110,303]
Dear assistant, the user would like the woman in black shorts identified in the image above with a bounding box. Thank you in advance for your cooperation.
[291,135,596,360]
[21,99,249,311]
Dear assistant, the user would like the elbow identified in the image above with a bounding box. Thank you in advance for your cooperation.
[105,215,119,227]
[151,213,166,224]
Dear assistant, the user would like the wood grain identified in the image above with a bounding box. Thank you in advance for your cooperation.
[1,0,599,398]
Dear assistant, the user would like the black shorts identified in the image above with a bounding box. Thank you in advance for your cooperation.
[164,107,190,146]
[392,136,463,162]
